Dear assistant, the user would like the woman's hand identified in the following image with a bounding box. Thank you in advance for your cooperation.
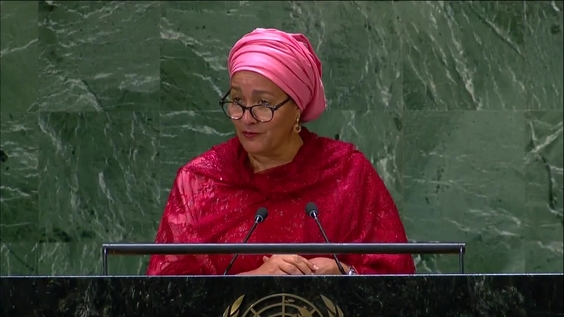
[254,255,319,275]
[309,257,349,275]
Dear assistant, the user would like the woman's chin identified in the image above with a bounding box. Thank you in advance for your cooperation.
[240,142,267,155]
[238,136,267,154]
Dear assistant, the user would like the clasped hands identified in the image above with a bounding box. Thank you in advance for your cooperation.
[253,254,345,275]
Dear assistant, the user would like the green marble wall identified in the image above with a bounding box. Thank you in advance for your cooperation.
[1,1,562,275]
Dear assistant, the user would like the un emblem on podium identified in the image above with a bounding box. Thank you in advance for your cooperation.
[222,293,344,317]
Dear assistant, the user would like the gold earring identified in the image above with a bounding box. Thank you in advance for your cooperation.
[294,116,301,133]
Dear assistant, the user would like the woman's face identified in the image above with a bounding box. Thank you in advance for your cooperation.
[229,71,300,156]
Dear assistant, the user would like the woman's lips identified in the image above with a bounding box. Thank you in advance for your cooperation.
[242,131,261,139]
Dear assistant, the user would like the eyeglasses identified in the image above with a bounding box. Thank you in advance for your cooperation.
[219,89,292,123]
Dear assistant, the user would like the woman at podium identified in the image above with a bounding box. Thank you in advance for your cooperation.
[147,28,415,276]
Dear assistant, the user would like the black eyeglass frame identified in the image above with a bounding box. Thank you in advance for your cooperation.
[219,90,292,123]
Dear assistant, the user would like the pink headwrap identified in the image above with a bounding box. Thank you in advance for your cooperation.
[227,28,326,122]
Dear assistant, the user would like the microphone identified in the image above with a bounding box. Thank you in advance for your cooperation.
[305,202,347,275]
[223,207,268,275]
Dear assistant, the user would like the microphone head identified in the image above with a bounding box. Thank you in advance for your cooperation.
[305,202,318,218]
[255,207,268,223]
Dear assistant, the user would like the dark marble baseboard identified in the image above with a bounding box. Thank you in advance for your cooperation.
[1,274,562,317]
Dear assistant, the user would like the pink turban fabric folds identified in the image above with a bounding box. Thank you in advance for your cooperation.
[227,28,327,122]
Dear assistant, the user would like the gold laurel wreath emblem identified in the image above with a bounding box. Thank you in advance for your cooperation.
[222,295,245,317]
[222,294,344,317]
[320,295,344,317]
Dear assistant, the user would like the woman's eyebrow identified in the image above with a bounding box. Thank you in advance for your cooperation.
[230,86,276,98]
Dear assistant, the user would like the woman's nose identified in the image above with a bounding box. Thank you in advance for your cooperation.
[240,107,258,124]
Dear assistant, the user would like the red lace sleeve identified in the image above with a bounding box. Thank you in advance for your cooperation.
[146,168,217,275]
[341,154,416,274]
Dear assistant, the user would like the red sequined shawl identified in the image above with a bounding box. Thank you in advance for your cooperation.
[147,128,415,275]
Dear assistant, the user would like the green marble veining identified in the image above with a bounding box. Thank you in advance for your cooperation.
[401,1,529,111]
[0,113,39,243]
[0,244,38,275]
[35,1,160,112]
[525,1,564,109]
[34,111,160,275]
[403,111,527,272]
[36,112,160,243]
[0,1,562,276]
[0,1,38,113]
[524,110,563,272]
